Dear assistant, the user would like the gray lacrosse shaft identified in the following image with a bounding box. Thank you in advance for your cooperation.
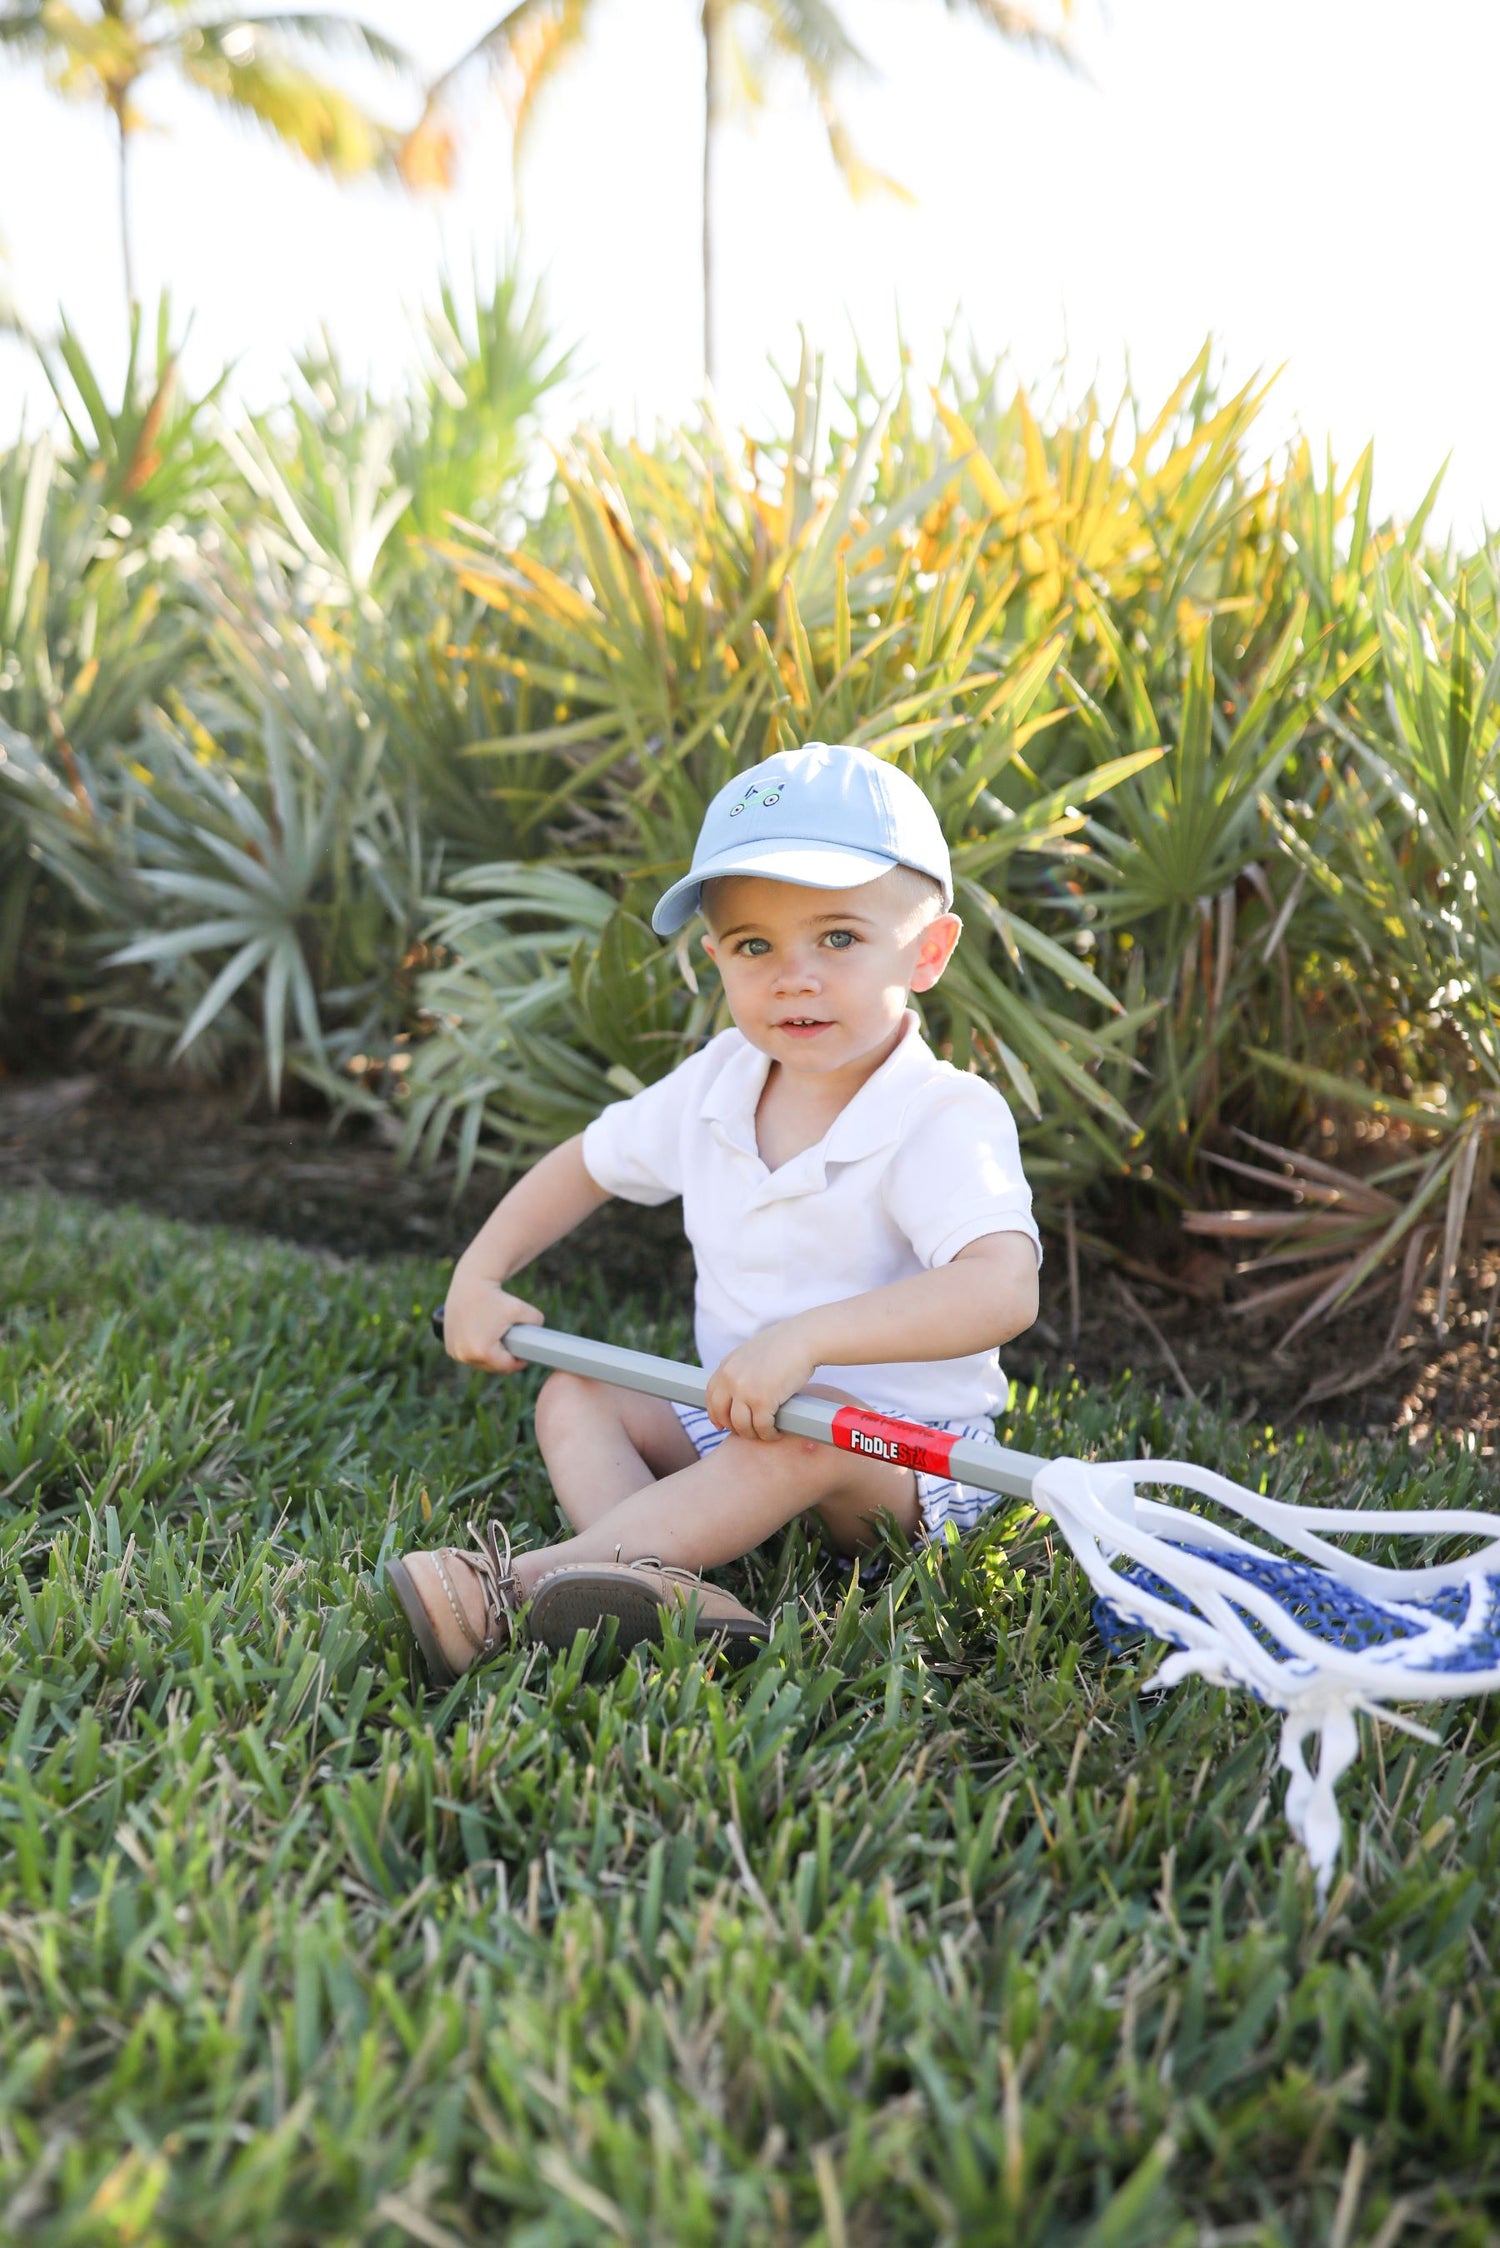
[503,1323,1047,1503]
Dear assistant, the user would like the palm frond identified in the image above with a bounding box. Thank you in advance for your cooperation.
[508,0,592,161]
[0,5,50,55]
[203,11,415,74]
[398,0,594,187]
[938,0,1084,75]
[751,0,869,89]
[177,39,402,174]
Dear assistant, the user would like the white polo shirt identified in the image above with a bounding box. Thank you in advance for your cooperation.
[580,1010,1041,1423]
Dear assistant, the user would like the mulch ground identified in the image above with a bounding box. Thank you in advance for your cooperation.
[4,1068,1496,1450]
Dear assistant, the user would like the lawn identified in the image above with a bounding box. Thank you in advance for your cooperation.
[1,1190,1497,2246]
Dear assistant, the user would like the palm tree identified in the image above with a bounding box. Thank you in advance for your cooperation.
[0,2,416,319]
[401,0,1078,388]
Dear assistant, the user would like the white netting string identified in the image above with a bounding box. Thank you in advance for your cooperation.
[1029,1456,1500,1898]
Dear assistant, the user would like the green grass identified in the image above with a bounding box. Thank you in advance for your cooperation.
[2,1191,1498,2246]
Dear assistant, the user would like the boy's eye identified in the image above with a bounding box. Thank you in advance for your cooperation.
[822,929,856,950]
[735,936,772,956]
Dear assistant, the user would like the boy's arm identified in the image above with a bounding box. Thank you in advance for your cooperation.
[445,1134,612,1374]
[706,1233,1039,1441]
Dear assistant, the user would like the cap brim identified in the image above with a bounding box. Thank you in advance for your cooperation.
[651,838,901,936]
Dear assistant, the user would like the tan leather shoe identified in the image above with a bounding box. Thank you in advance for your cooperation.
[387,1522,521,1686]
[528,1559,766,1664]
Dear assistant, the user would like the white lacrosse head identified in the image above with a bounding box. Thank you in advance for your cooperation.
[1030,1455,1500,1898]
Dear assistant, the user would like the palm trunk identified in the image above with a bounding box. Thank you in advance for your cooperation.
[701,0,719,389]
[114,100,137,318]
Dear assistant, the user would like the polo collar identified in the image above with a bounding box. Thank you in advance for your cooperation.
[701,1010,935,1182]
[698,1035,771,1158]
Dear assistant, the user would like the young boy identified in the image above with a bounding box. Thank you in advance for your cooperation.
[387,742,1040,1685]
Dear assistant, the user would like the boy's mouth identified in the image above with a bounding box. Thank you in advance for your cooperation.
[775,1016,833,1037]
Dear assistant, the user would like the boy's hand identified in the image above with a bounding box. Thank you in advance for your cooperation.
[706,1319,818,1443]
[442,1268,544,1374]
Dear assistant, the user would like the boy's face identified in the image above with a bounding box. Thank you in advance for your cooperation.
[700,867,962,1079]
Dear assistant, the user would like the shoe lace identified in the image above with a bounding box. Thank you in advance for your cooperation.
[630,1557,706,1590]
[626,1557,763,1628]
[446,1519,517,1657]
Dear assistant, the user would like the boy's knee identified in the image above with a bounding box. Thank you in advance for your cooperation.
[534,1368,595,1444]
[712,1427,809,1486]
[729,1429,860,1495]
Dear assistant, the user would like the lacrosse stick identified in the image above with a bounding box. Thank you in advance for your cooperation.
[434,1313,1500,1897]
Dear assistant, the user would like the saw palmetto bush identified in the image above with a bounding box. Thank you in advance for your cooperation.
[1,277,568,1079]
[393,350,1381,1194]
[384,341,1499,1357]
[218,271,569,615]
[100,601,441,1097]
[1185,566,1500,1371]
[7,308,1498,1342]
[0,305,226,1031]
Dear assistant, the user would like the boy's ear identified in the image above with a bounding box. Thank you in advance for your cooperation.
[908,912,963,993]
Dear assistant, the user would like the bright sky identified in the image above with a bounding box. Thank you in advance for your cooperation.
[0,0,1494,544]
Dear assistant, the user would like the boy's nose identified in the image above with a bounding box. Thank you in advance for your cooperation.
[772,951,821,993]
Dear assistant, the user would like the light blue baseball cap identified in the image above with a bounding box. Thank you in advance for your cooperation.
[651,741,953,937]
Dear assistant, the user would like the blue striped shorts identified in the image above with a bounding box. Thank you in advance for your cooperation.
[669,1399,1001,1541]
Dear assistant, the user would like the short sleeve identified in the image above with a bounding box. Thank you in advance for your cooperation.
[881,1077,1042,1270]
[580,1040,720,1206]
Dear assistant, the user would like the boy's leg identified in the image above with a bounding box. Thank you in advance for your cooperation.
[510,1409,920,1600]
[393,1382,918,1677]
[532,1370,698,1531]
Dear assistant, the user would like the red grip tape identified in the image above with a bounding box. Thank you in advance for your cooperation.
[831,1406,956,1477]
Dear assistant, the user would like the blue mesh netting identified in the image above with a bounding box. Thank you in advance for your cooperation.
[1095,1541,1500,1675]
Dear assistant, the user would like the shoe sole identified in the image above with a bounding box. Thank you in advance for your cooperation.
[386,1555,462,1689]
[528,1571,765,1665]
